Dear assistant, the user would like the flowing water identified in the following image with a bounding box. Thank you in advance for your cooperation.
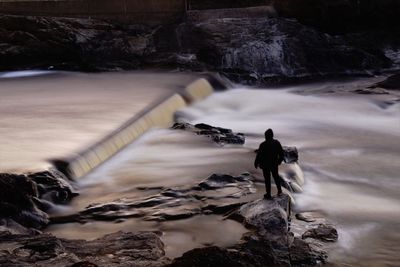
[1,71,399,265]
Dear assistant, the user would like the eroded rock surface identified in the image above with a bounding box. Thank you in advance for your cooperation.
[170,195,332,267]
[0,231,168,267]
[51,173,256,224]
[172,122,245,145]
[1,13,399,84]
[0,170,77,233]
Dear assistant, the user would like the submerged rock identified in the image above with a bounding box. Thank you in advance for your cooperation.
[172,122,245,145]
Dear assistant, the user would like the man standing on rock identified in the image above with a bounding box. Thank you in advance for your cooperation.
[254,129,284,199]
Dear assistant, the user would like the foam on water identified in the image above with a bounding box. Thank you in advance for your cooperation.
[46,77,399,264]
[176,84,400,265]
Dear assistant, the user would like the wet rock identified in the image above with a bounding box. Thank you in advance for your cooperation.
[0,173,48,230]
[0,171,78,233]
[302,224,338,242]
[283,146,298,163]
[28,170,78,205]
[172,122,245,145]
[289,237,327,267]
[370,73,400,90]
[197,173,253,191]
[231,195,290,237]
[167,246,245,267]
[0,231,168,267]
[176,17,391,85]
[51,173,256,224]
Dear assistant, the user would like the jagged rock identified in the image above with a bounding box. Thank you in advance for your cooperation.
[0,231,168,267]
[176,17,392,84]
[0,173,49,230]
[51,173,256,224]
[0,15,152,71]
[28,170,78,205]
[172,122,245,145]
[0,171,78,233]
[283,146,298,163]
[289,237,327,267]
[231,195,290,237]
[302,224,339,242]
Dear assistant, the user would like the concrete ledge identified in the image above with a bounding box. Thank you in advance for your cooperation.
[52,77,220,179]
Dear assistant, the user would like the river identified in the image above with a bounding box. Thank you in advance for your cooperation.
[1,71,399,266]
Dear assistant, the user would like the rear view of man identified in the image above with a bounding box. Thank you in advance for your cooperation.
[254,129,284,199]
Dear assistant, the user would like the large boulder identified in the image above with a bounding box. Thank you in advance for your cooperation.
[0,170,78,232]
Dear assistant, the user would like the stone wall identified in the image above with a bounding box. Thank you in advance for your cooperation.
[0,0,186,25]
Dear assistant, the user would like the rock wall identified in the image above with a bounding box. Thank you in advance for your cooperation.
[0,0,186,25]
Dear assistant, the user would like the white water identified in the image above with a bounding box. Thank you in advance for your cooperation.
[4,72,394,265]
[177,83,400,266]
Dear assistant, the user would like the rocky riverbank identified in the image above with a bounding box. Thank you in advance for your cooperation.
[1,2,399,84]
[0,123,338,266]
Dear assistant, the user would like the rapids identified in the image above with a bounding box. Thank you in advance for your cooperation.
[1,71,399,265]
[54,77,399,265]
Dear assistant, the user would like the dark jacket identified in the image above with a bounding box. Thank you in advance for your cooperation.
[255,139,284,169]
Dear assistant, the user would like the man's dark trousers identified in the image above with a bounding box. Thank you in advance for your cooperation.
[262,165,282,197]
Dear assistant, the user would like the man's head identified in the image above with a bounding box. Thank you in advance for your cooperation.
[265,129,274,140]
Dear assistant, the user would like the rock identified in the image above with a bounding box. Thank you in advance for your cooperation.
[166,246,244,267]
[283,146,298,163]
[172,122,245,145]
[0,231,168,267]
[231,194,290,238]
[289,237,327,267]
[197,173,253,191]
[302,224,339,242]
[28,170,78,205]
[370,73,400,90]
[176,17,391,84]
[0,15,152,71]
[0,173,49,230]
[51,173,256,224]
[0,171,78,233]
[1,14,399,84]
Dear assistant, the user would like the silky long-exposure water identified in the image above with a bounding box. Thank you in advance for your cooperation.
[1,72,399,265]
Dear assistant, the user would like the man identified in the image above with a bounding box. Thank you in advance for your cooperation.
[254,129,284,199]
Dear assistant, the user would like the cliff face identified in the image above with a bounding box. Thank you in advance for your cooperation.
[273,0,400,33]
[0,3,399,84]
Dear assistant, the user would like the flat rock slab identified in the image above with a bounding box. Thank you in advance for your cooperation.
[0,231,168,267]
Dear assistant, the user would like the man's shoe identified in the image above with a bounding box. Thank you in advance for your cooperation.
[264,194,272,200]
